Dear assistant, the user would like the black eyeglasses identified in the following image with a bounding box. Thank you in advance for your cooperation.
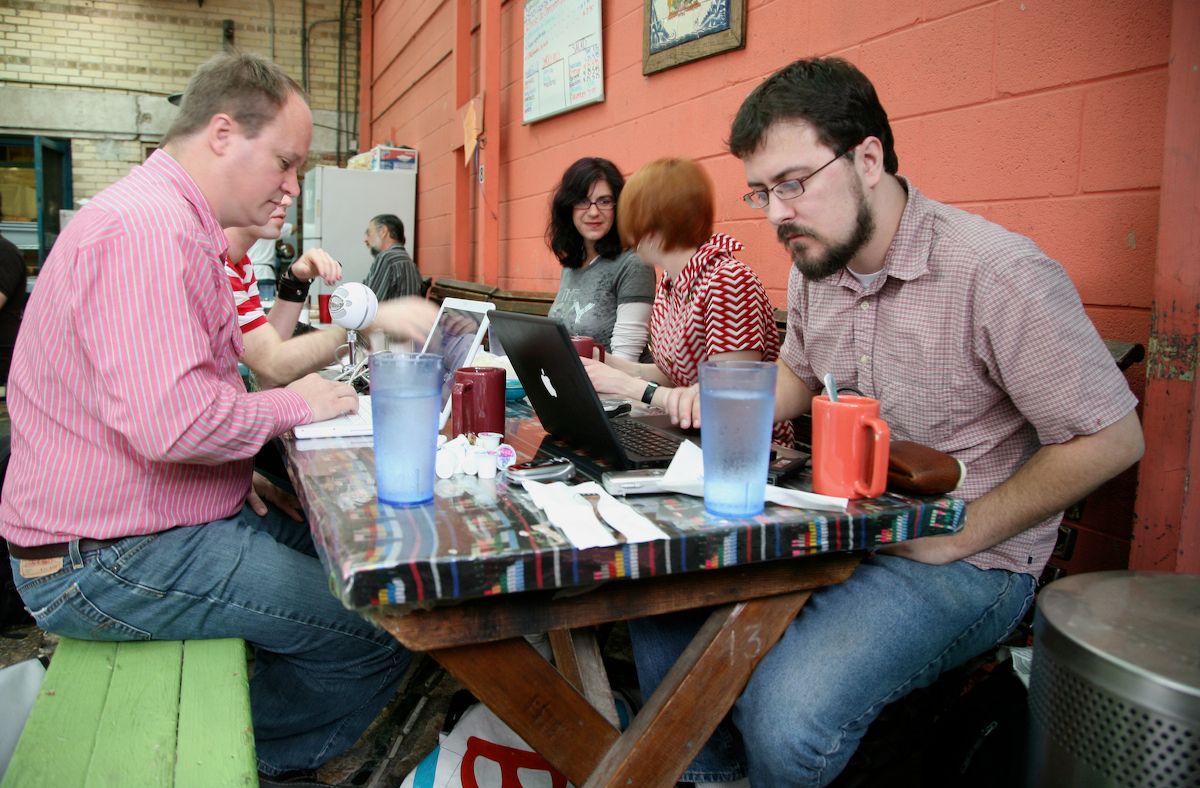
[742,148,850,209]
[574,196,615,212]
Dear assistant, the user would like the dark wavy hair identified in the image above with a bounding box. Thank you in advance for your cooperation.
[546,157,626,269]
[729,57,898,174]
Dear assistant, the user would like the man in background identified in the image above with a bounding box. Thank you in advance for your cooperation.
[363,213,423,299]
[1,52,411,785]
[226,196,436,389]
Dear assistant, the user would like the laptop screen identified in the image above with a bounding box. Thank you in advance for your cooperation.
[420,298,494,427]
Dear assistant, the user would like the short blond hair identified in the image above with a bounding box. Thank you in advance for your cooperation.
[164,52,304,143]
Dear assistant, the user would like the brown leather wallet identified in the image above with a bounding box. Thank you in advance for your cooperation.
[887,441,964,495]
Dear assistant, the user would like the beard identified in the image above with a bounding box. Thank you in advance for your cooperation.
[368,244,380,256]
[777,186,875,282]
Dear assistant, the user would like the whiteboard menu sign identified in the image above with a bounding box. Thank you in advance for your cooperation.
[522,0,604,124]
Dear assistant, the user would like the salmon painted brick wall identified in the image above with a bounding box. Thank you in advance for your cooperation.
[363,0,1169,400]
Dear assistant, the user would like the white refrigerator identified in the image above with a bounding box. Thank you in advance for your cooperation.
[301,166,418,295]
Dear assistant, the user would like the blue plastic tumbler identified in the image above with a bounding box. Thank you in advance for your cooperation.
[699,360,777,517]
[370,352,442,506]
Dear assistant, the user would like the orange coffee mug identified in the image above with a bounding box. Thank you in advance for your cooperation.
[811,394,890,499]
[569,335,605,362]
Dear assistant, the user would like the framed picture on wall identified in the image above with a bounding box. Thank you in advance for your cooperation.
[643,0,746,75]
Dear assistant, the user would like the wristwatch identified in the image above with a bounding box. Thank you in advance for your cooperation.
[641,381,659,405]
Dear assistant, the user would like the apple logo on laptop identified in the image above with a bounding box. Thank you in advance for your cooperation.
[539,369,557,397]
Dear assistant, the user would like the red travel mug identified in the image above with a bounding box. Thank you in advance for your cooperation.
[450,367,506,437]
[570,335,605,361]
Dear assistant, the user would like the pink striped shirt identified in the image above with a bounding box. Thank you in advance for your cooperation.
[0,150,311,547]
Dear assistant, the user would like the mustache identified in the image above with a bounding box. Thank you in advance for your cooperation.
[777,223,820,243]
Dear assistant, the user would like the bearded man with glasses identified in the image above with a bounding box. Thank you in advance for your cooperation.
[641,57,1144,788]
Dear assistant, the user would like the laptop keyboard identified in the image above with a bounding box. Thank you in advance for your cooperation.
[610,417,683,458]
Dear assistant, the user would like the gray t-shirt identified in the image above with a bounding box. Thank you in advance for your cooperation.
[548,250,654,352]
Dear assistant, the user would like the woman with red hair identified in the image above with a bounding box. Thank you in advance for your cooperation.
[584,158,793,446]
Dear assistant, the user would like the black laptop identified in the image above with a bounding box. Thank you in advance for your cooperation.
[488,311,695,470]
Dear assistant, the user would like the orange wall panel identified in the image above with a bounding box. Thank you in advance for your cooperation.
[922,0,992,20]
[897,91,1085,201]
[1080,71,1169,193]
[805,0,922,55]
[856,7,996,119]
[995,0,1170,94]
[973,193,1159,307]
[362,0,1170,337]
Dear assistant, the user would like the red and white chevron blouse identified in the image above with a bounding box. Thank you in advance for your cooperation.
[650,233,794,446]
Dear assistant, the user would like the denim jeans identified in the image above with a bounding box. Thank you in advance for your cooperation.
[628,553,1036,786]
[9,505,410,776]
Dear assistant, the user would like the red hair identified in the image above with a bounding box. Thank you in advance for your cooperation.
[617,158,714,252]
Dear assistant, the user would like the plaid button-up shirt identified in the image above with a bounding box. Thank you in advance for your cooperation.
[781,179,1137,575]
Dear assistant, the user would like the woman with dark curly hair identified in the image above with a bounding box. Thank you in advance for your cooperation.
[546,157,654,361]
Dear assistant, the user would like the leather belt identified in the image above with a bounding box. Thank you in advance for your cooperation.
[8,538,127,560]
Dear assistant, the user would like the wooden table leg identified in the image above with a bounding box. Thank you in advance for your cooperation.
[584,590,814,788]
[430,635,620,786]
[549,629,619,727]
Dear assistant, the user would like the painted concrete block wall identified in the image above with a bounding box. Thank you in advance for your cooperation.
[365,0,1168,400]
[0,0,356,201]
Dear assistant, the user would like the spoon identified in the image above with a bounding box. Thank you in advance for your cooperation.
[824,372,839,402]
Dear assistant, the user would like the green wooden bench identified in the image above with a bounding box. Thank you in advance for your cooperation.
[2,637,256,787]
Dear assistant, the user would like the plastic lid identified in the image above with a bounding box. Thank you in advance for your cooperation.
[1038,571,1200,694]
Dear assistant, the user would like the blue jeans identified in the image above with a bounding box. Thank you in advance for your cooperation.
[628,553,1036,786]
[9,505,410,776]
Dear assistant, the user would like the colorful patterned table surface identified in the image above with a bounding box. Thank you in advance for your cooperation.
[285,409,965,610]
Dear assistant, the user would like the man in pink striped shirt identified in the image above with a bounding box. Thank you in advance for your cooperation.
[1,53,411,783]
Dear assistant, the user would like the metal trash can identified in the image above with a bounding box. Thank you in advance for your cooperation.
[1027,571,1200,787]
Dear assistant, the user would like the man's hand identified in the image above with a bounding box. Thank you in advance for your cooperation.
[879,529,972,564]
[246,472,305,521]
[663,383,701,429]
[371,297,439,343]
[287,373,359,423]
[289,248,343,286]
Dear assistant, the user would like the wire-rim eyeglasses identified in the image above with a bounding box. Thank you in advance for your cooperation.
[742,148,851,209]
